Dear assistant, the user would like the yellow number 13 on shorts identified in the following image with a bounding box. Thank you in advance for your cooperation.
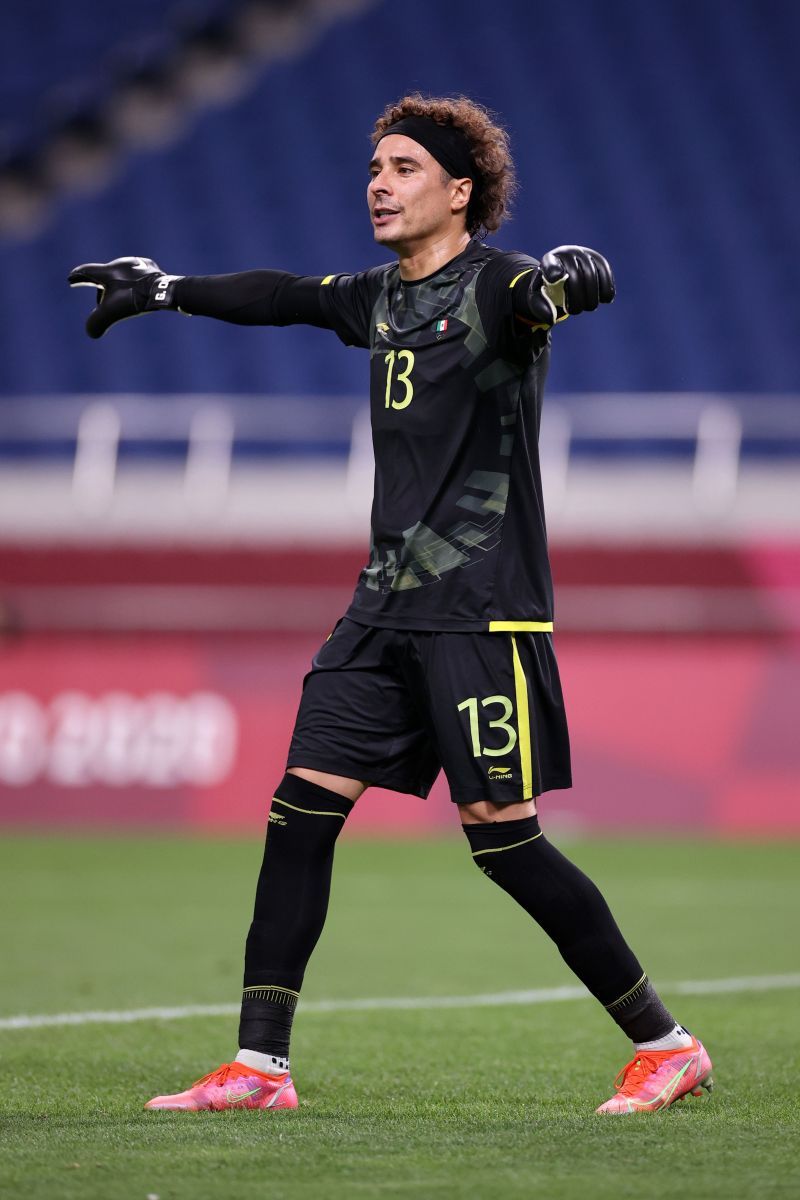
[456,695,518,757]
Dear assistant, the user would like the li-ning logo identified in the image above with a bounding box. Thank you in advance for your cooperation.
[488,765,513,780]
[268,811,287,825]
[376,322,390,335]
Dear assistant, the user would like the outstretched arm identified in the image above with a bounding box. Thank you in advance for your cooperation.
[511,245,615,329]
[174,271,328,328]
[68,257,331,339]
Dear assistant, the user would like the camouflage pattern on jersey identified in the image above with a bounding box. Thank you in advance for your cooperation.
[363,251,524,595]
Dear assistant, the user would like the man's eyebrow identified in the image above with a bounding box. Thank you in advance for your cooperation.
[368,154,423,170]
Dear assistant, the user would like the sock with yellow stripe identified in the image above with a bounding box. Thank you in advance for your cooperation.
[462,815,675,1042]
[239,773,353,1059]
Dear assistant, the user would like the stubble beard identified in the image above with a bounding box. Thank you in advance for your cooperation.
[372,213,406,251]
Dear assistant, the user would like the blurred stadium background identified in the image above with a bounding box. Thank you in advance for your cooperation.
[0,0,798,840]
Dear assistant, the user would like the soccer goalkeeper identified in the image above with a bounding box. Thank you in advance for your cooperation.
[70,94,712,1115]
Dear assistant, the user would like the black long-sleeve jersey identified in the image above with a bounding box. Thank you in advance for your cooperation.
[176,238,556,633]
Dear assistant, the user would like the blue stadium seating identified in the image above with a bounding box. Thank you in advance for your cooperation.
[0,0,798,401]
[0,2,185,152]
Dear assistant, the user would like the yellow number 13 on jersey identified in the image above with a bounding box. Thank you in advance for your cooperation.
[384,349,415,409]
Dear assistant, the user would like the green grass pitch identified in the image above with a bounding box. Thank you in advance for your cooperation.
[1,834,798,1199]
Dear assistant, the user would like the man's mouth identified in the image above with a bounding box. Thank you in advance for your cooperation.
[372,207,401,227]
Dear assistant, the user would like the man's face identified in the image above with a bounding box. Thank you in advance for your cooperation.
[367,134,469,250]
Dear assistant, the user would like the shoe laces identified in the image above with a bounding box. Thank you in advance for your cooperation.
[612,1051,668,1096]
[193,1062,247,1089]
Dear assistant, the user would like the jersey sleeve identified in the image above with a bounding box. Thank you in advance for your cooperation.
[174,271,331,327]
[318,266,386,349]
[475,251,549,361]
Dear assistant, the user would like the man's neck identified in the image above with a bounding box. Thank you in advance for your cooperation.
[395,229,471,281]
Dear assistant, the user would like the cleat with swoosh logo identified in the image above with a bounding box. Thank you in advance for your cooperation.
[144,1061,298,1112]
[596,1037,713,1114]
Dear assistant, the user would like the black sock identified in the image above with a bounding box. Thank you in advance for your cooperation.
[462,816,675,1042]
[239,773,353,1058]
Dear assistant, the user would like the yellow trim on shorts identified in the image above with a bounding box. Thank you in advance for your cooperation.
[510,635,534,801]
[489,620,553,632]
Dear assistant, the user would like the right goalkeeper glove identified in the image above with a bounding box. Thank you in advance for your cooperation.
[531,245,615,325]
[67,257,183,339]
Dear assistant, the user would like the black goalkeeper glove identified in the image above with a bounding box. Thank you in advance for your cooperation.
[67,257,183,339]
[528,245,615,326]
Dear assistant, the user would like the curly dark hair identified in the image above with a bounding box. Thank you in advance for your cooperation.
[371,94,516,238]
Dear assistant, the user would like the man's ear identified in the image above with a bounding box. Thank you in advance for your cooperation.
[450,176,472,216]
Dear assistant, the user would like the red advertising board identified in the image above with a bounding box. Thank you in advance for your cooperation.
[1,632,797,835]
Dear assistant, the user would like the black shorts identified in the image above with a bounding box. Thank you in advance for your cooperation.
[287,618,571,804]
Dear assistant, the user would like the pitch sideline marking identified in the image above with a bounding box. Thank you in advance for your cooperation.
[1,973,799,1032]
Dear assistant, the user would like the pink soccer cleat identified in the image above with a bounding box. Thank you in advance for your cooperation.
[596,1037,714,1114]
[144,1061,298,1112]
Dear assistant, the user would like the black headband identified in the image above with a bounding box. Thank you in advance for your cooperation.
[377,116,477,185]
